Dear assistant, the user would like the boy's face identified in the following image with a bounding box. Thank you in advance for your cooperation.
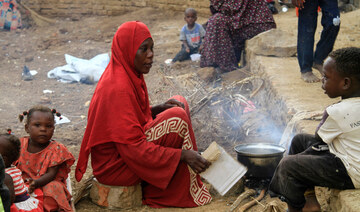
[322,57,346,98]
[184,11,197,27]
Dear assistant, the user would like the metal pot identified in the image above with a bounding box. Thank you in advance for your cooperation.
[234,143,285,179]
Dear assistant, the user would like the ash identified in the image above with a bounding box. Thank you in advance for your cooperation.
[244,177,271,191]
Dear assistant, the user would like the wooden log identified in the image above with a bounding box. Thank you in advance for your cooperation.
[228,189,256,212]
[238,188,266,212]
[89,178,142,210]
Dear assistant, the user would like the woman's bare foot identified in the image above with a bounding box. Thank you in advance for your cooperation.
[303,194,321,212]
[313,63,324,76]
[301,72,320,83]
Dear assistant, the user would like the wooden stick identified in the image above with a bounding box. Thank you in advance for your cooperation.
[237,189,266,212]
[228,189,256,212]
[249,79,264,98]
[73,175,94,205]
[18,2,56,24]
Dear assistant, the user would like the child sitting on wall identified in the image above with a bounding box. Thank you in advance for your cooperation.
[269,47,360,212]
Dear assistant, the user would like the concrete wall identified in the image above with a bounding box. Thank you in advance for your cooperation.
[24,0,211,17]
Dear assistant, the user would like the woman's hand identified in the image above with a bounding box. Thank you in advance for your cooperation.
[151,99,185,118]
[164,98,185,109]
[181,150,211,174]
[292,0,305,9]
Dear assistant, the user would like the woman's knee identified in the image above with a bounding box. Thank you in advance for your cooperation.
[164,107,188,121]
[169,95,190,116]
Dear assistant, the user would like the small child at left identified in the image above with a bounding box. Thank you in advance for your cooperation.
[172,8,206,63]
[16,105,75,212]
[0,131,43,212]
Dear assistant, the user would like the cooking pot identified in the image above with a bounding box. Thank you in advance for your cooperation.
[234,143,285,179]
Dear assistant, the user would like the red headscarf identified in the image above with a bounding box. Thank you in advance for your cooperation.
[75,21,152,181]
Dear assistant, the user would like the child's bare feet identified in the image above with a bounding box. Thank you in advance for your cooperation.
[313,63,324,76]
[303,194,321,212]
[301,72,320,83]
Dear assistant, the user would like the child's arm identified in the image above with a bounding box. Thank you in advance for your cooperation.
[182,40,190,53]
[4,173,15,204]
[29,165,59,193]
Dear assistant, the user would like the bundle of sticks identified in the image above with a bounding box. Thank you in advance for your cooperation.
[18,1,56,26]
[229,188,267,212]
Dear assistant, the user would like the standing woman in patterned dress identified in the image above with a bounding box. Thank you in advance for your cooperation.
[200,0,276,72]
[76,21,212,208]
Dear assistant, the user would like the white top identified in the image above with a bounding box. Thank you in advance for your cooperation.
[318,97,360,188]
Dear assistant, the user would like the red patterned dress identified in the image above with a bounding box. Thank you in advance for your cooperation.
[16,137,75,212]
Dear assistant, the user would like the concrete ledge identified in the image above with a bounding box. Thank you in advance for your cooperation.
[328,189,360,212]
[89,178,142,210]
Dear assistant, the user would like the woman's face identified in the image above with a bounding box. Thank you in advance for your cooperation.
[134,38,154,75]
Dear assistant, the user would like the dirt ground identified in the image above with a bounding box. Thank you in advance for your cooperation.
[0,5,359,212]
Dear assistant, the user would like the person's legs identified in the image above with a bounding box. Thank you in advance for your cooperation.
[269,148,354,211]
[297,0,320,82]
[313,0,340,68]
[281,133,322,211]
[43,196,59,212]
[200,13,237,72]
[173,44,191,62]
[233,22,275,65]
[42,181,72,212]
[288,133,321,155]
[143,96,211,207]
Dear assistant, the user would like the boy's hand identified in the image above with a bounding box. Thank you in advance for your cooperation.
[186,47,190,53]
[292,0,305,9]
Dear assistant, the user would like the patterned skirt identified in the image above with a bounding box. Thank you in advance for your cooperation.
[200,13,275,72]
[142,95,212,208]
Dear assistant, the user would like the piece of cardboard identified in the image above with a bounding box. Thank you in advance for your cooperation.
[202,141,221,162]
[201,143,247,196]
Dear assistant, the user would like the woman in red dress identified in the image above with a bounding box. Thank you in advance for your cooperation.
[75,21,212,208]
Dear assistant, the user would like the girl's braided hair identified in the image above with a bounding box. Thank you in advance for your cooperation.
[0,130,21,163]
[19,105,61,124]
